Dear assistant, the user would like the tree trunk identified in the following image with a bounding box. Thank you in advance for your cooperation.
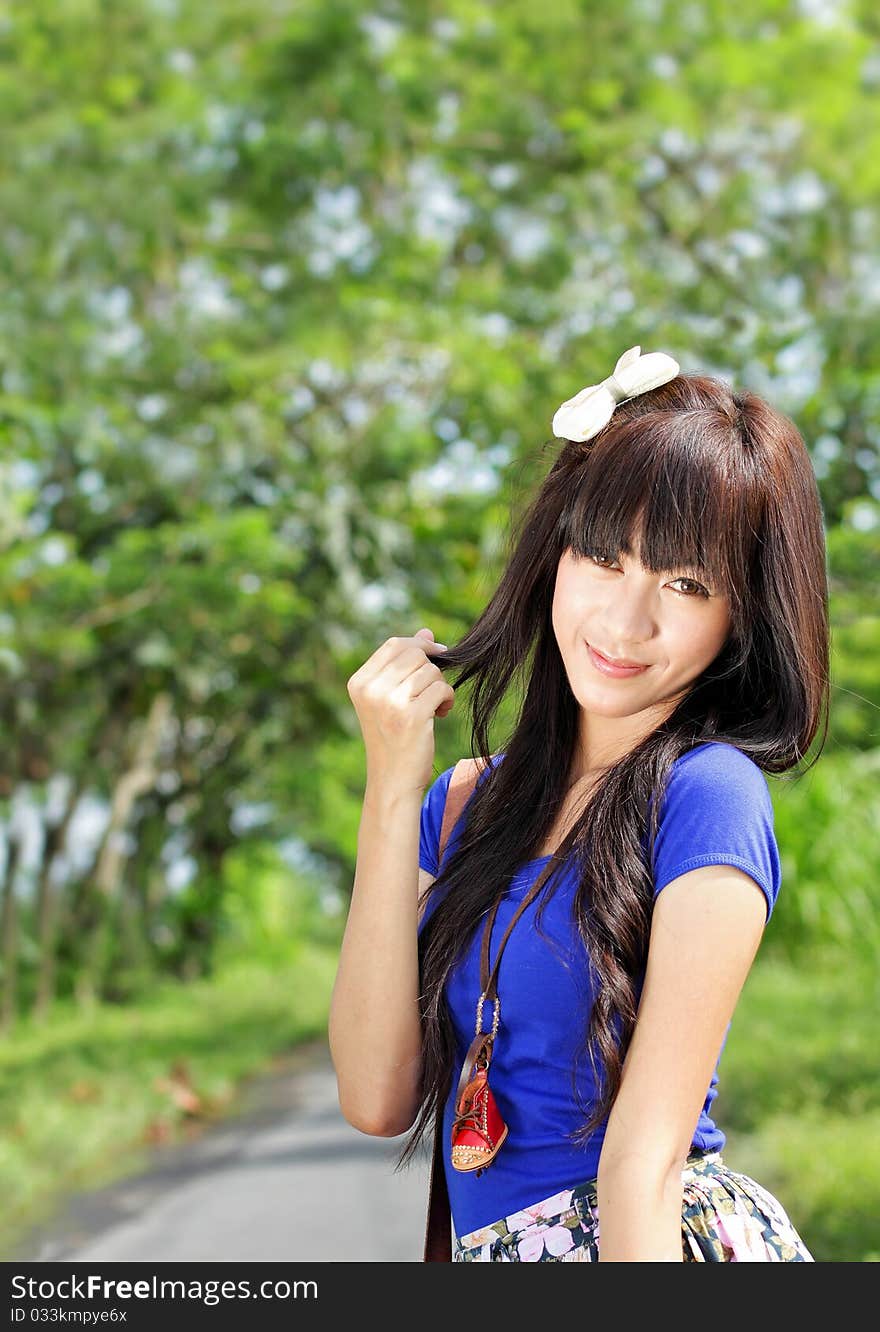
[33,781,81,1021]
[1,821,23,1034]
[74,692,173,1009]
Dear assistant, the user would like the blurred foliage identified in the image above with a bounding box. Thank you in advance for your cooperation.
[0,0,875,1162]
[768,743,880,966]
[722,954,880,1262]
[0,0,874,1262]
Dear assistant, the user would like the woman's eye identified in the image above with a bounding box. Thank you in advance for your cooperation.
[588,553,709,598]
[672,577,710,598]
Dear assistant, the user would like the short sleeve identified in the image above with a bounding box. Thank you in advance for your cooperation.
[649,742,782,923]
[418,764,456,876]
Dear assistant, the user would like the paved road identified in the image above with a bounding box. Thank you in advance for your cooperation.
[13,1040,433,1263]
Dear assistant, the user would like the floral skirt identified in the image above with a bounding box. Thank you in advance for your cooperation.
[452,1149,815,1261]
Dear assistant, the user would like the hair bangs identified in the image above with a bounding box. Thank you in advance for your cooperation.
[558,412,754,613]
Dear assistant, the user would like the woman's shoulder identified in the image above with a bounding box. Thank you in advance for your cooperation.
[428,750,505,794]
[431,745,764,796]
[648,741,775,835]
[669,741,771,798]
[650,742,781,917]
[419,753,503,875]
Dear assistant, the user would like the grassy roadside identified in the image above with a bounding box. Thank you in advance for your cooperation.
[0,942,874,1261]
[0,941,339,1258]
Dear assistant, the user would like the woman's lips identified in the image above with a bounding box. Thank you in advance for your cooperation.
[586,642,650,678]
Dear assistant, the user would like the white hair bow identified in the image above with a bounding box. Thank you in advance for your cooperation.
[551,345,680,442]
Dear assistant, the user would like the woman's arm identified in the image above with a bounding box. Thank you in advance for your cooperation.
[596,863,767,1261]
[328,782,426,1138]
[329,629,454,1139]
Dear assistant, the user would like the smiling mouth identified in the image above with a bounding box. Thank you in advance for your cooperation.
[586,643,651,675]
[589,644,649,669]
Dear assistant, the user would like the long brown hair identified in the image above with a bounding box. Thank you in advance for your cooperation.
[396,369,830,1171]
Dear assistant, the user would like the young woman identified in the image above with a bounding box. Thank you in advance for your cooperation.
[330,346,828,1261]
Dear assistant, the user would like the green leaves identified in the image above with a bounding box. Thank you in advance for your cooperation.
[1,0,878,1015]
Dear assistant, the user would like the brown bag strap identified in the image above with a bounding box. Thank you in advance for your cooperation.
[479,855,558,1002]
[422,755,568,1260]
[436,752,563,1001]
[437,755,492,868]
[423,1113,452,1262]
[423,756,486,1263]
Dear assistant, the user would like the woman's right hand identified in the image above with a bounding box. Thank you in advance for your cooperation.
[346,628,454,794]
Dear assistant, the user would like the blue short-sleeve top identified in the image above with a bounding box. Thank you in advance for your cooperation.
[417,741,781,1238]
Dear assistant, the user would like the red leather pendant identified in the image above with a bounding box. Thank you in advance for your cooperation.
[450,1031,509,1174]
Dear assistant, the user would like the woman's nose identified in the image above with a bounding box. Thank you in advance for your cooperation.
[601,589,657,645]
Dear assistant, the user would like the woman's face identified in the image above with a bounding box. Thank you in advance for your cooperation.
[552,541,733,733]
